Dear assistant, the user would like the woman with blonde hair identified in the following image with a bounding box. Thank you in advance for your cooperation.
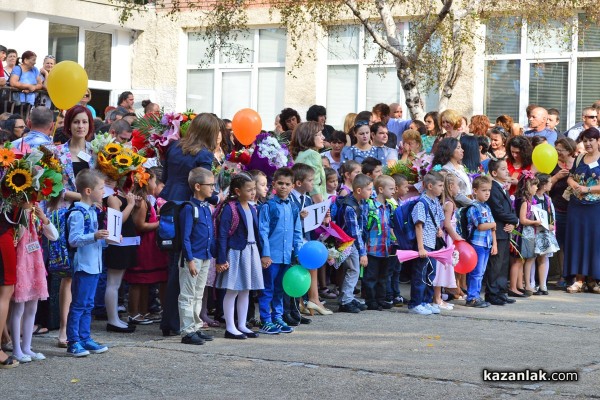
[342,113,357,146]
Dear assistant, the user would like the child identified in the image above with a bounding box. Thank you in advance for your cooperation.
[408,171,445,316]
[433,174,461,309]
[178,167,216,345]
[321,155,331,169]
[338,160,361,197]
[215,173,264,339]
[532,173,558,295]
[361,157,383,181]
[364,175,395,311]
[370,122,398,166]
[322,130,347,171]
[510,172,541,298]
[485,159,519,305]
[10,202,58,362]
[66,169,110,357]
[385,174,409,306]
[324,167,339,200]
[465,175,497,308]
[337,174,372,313]
[258,167,303,334]
[248,170,268,208]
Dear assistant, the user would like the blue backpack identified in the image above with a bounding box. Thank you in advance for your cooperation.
[156,200,199,252]
[392,197,429,251]
[47,205,92,276]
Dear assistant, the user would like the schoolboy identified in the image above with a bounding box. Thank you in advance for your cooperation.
[178,167,216,345]
[465,175,497,308]
[284,163,315,326]
[484,159,519,306]
[364,175,395,310]
[337,174,372,313]
[361,157,383,180]
[258,167,303,334]
[386,174,409,306]
[66,169,110,357]
[409,171,445,316]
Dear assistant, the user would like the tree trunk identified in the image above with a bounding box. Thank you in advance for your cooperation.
[396,63,425,121]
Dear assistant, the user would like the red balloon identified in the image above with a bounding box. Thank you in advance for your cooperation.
[232,108,262,146]
[453,241,478,274]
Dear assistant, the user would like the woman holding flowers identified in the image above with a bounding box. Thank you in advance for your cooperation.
[50,105,96,347]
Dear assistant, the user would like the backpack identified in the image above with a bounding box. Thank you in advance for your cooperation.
[455,205,475,241]
[213,200,241,238]
[392,197,429,251]
[47,205,92,276]
[365,198,383,235]
[334,195,362,229]
[156,200,199,252]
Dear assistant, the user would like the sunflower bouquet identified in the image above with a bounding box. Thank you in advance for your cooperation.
[95,142,146,182]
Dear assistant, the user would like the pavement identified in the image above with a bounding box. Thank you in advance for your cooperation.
[2,284,599,399]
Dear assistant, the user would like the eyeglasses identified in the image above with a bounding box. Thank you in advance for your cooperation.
[14,125,26,129]
[584,115,598,119]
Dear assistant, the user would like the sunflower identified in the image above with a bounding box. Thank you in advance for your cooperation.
[5,168,33,193]
[0,148,15,167]
[97,152,108,165]
[104,143,122,156]
[114,154,133,167]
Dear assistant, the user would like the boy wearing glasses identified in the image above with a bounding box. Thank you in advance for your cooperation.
[177,167,216,345]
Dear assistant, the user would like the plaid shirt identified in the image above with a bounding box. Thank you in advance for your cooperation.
[366,199,392,257]
[467,201,495,248]
[341,197,368,257]
[411,194,445,250]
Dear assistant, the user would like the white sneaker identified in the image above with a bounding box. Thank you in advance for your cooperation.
[437,302,454,310]
[425,303,441,314]
[408,304,432,315]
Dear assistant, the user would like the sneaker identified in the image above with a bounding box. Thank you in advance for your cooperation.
[437,302,454,310]
[195,331,214,341]
[144,312,162,322]
[181,332,204,345]
[67,342,90,357]
[81,339,108,354]
[338,302,361,313]
[393,296,407,306]
[352,299,368,311]
[258,322,281,335]
[408,304,432,315]
[274,319,294,333]
[128,314,153,325]
[425,303,441,314]
[465,298,490,308]
[378,301,393,310]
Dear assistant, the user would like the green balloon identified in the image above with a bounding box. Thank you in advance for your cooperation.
[282,265,311,298]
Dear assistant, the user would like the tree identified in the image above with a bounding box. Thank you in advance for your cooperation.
[113,0,599,120]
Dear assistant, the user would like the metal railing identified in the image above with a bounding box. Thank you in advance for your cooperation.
[0,86,57,119]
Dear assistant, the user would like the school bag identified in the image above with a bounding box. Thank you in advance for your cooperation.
[334,195,362,228]
[392,197,430,251]
[47,205,92,276]
[455,204,475,241]
[212,200,241,238]
[156,200,199,252]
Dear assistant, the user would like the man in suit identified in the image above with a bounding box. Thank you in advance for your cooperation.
[484,159,519,305]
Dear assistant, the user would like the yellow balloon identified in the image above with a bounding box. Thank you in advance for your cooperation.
[532,143,558,174]
[46,61,88,110]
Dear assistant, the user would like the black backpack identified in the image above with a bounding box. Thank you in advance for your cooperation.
[156,201,199,252]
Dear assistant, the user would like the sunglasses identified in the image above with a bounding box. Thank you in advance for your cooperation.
[354,120,369,128]
[83,94,90,98]
[584,115,598,119]
[14,125,26,129]
[45,55,56,59]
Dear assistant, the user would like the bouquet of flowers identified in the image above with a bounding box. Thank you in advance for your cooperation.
[92,135,146,182]
[385,151,434,184]
[133,110,197,156]
[246,132,293,177]
[314,222,355,269]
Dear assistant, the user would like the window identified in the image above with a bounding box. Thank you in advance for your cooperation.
[482,14,600,132]
[85,31,112,82]
[48,23,79,62]
[186,29,286,128]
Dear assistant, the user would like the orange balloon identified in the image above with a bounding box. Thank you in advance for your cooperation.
[232,109,262,146]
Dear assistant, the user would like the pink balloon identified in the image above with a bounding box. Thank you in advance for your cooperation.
[454,241,478,274]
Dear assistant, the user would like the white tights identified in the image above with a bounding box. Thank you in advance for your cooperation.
[10,300,38,358]
[105,269,127,328]
[223,290,252,335]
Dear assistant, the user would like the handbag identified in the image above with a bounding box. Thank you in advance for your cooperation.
[534,230,560,255]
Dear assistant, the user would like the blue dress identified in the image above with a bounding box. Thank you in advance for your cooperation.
[564,156,600,278]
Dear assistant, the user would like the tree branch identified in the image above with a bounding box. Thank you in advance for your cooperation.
[413,0,453,60]
[344,0,404,60]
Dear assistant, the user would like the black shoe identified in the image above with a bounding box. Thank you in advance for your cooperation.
[195,331,214,341]
[338,302,361,313]
[499,295,516,303]
[283,314,300,327]
[378,301,393,310]
[367,303,383,311]
[224,330,247,340]
[533,289,549,295]
[298,316,312,324]
[243,331,259,338]
[106,323,136,333]
[507,290,525,298]
[465,298,490,308]
[162,329,180,337]
[486,297,506,306]
[352,300,368,311]
[518,288,533,297]
[181,332,204,345]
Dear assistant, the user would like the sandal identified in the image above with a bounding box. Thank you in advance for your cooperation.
[57,339,68,348]
[566,281,584,293]
[32,325,49,335]
[0,355,19,369]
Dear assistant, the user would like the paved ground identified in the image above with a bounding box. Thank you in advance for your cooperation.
[2,284,599,399]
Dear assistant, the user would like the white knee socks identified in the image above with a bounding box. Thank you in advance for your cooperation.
[236,290,253,334]
[223,290,241,335]
[105,269,127,328]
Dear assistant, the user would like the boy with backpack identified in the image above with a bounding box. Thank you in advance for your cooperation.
[337,174,373,313]
[363,175,395,310]
[66,169,110,357]
[178,167,215,345]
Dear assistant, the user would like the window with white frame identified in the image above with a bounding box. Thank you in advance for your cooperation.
[324,24,439,130]
[186,29,286,128]
[483,14,600,132]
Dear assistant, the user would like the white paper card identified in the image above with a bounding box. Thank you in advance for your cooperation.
[77,151,91,163]
[106,208,123,244]
[302,199,331,232]
[588,161,599,169]
[26,241,41,254]
[103,186,115,198]
[531,205,549,230]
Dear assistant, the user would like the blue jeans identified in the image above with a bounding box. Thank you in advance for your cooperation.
[93,263,107,315]
[259,263,288,323]
[386,255,402,301]
[408,246,436,308]
[67,271,99,344]
[467,244,490,301]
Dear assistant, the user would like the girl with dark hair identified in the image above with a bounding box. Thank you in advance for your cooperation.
[322,130,347,171]
[505,135,533,196]
[487,126,508,160]
[214,173,264,339]
[341,120,374,164]
[433,137,472,206]
[460,135,481,173]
